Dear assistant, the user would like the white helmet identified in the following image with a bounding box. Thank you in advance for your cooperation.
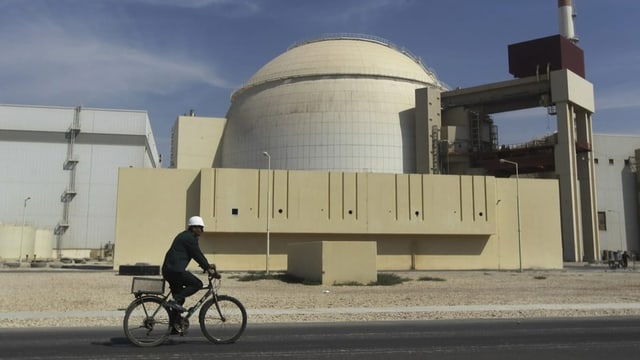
[187,216,205,227]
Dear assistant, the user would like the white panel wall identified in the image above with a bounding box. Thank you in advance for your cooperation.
[593,134,640,252]
[0,105,74,132]
[56,143,142,248]
[81,108,147,134]
[0,104,159,250]
[0,141,68,229]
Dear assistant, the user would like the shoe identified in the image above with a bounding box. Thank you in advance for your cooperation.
[166,300,187,313]
[171,321,188,336]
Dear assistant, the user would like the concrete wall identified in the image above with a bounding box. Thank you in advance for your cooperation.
[288,241,377,285]
[287,242,323,282]
[113,168,202,265]
[197,169,495,235]
[170,115,226,169]
[113,168,563,271]
[221,38,441,174]
[496,178,563,270]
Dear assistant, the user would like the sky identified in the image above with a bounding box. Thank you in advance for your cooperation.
[1,0,639,167]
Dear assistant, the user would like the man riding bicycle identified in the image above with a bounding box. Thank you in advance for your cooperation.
[162,216,217,314]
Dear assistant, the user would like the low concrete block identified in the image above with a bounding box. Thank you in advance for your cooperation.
[287,241,377,285]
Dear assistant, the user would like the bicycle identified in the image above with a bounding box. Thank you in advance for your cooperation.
[123,272,247,347]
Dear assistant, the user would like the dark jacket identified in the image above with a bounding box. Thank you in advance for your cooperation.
[162,230,211,274]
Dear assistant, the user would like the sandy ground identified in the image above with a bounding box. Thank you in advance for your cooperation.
[1,264,640,328]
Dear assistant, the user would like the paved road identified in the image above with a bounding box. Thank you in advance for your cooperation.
[1,318,640,359]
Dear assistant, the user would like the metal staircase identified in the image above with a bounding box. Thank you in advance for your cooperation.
[54,106,81,251]
[431,125,440,174]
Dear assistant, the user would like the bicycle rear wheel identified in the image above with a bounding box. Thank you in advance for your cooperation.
[199,295,247,344]
[123,296,171,347]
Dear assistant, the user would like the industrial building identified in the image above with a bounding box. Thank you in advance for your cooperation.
[113,23,603,273]
[592,134,640,253]
[2,1,638,274]
[0,104,159,261]
[219,35,445,173]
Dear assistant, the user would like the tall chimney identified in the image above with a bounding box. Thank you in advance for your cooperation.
[558,0,578,44]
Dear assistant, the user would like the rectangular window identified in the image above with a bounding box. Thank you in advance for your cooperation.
[597,211,607,231]
[609,159,614,165]
[594,158,599,164]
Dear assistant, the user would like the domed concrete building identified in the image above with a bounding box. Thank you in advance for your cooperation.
[120,33,598,274]
[220,35,445,173]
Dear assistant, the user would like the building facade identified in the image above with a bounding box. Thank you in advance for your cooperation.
[0,104,159,259]
[220,35,444,173]
[114,167,564,271]
[593,134,640,254]
[114,36,572,271]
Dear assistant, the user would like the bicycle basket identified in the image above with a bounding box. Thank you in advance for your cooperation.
[131,277,165,295]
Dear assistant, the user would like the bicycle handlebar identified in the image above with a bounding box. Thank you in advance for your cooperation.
[203,269,221,280]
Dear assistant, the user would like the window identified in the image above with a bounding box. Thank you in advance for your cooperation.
[594,158,599,164]
[597,211,607,231]
[624,159,630,166]
[609,159,614,165]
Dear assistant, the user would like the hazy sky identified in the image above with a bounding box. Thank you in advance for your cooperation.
[1,0,638,166]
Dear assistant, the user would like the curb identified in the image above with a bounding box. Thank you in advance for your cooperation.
[4,303,640,320]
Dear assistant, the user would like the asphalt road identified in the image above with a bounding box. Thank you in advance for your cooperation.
[1,318,640,359]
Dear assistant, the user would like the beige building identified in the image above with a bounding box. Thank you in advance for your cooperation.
[114,34,595,274]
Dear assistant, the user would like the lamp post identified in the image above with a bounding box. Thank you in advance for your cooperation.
[500,159,522,272]
[262,151,271,275]
[20,196,31,264]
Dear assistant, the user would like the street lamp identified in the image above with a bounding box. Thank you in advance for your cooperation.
[262,151,271,275]
[20,196,31,264]
[500,159,522,272]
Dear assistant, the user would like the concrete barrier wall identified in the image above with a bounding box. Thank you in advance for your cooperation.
[113,168,202,267]
[198,169,495,235]
[287,241,377,285]
[321,241,377,284]
[113,168,562,271]
[287,242,323,283]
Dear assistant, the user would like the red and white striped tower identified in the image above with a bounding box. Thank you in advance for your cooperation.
[558,0,578,43]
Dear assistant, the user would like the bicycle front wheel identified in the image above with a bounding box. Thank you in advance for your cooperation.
[123,296,171,347]
[199,295,247,344]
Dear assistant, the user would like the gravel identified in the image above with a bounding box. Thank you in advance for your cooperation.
[2,264,640,328]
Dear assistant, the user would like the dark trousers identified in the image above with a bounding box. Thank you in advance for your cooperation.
[163,271,203,305]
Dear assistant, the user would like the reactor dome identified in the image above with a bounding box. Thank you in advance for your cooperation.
[220,34,444,173]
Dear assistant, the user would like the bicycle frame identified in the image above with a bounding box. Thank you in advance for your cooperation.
[180,278,218,321]
[131,276,219,320]
[124,273,247,347]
